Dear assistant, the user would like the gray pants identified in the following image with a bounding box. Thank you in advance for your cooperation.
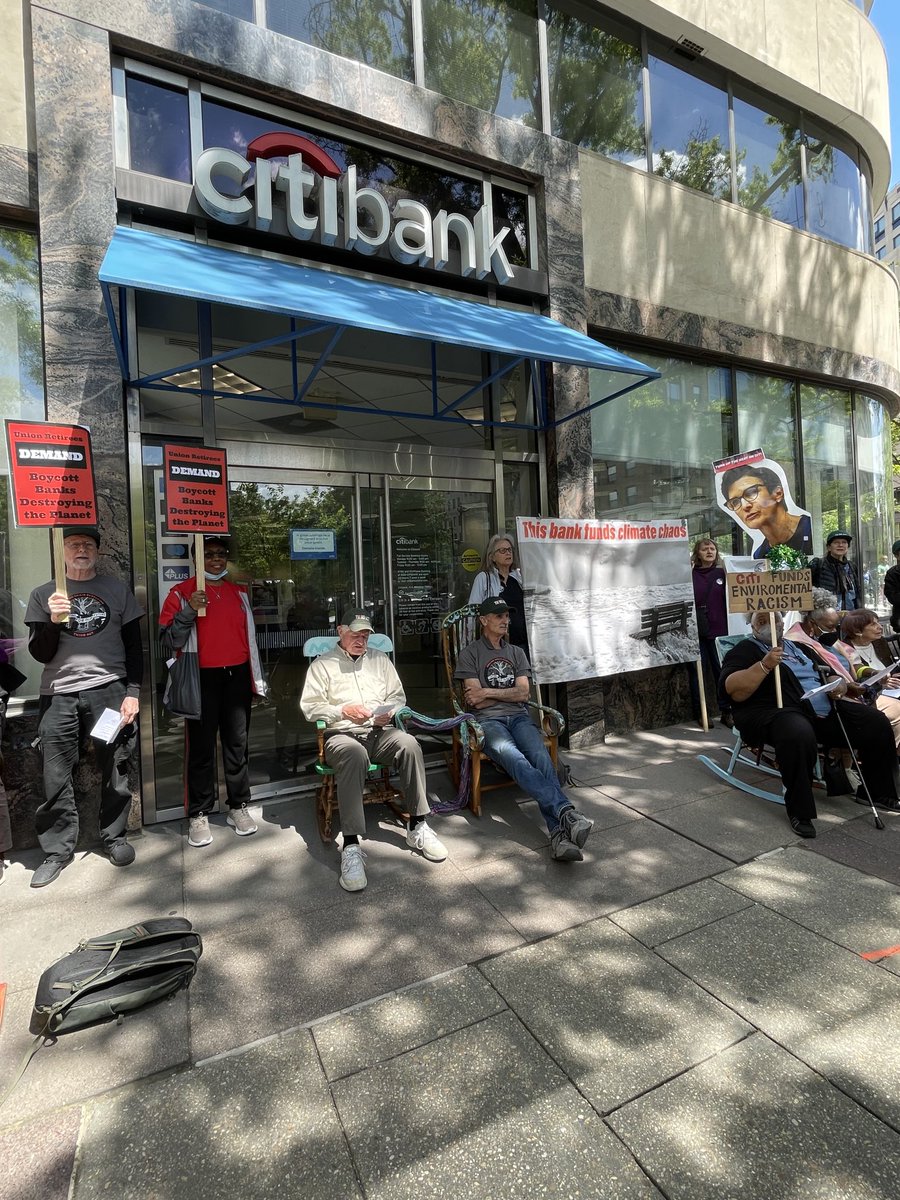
[324,728,429,838]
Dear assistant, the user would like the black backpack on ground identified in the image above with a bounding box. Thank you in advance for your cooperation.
[30,917,202,1035]
[2,918,202,1110]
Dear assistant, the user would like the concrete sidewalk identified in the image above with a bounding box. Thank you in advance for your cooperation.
[3,721,900,1198]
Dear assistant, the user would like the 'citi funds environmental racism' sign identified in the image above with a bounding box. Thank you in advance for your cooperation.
[193,132,515,286]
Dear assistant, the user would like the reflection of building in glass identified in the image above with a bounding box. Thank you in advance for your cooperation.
[0,0,896,836]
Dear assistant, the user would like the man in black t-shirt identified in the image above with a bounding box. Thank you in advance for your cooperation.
[454,597,593,862]
[25,527,144,887]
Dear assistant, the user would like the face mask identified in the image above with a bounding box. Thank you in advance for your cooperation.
[205,568,228,581]
[818,631,840,647]
[754,625,774,646]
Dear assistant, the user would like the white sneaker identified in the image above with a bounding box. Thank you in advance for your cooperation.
[226,804,258,836]
[188,815,212,847]
[406,819,447,862]
[340,844,367,892]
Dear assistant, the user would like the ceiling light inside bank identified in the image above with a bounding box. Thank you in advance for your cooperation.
[161,364,262,394]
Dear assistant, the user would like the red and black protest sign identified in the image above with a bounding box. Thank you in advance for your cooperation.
[162,444,229,535]
[5,420,97,528]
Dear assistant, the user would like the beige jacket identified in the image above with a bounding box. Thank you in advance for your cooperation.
[300,645,406,732]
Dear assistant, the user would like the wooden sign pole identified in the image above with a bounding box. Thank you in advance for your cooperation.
[696,658,709,730]
[194,533,206,617]
[769,610,783,709]
[51,527,66,595]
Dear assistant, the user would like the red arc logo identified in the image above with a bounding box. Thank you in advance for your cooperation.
[246,133,342,178]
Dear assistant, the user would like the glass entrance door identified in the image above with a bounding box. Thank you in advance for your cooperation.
[385,477,492,714]
[142,455,492,821]
[236,475,377,791]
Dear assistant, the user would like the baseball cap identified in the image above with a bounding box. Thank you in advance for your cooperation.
[479,597,510,616]
[340,607,374,632]
[826,530,852,545]
[190,535,231,558]
[61,526,100,545]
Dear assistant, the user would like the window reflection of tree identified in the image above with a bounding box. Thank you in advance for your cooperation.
[422,0,539,124]
[545,13,644,160]
[269,0,414,79]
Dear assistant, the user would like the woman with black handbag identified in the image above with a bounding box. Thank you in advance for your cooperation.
[160,537,267,849]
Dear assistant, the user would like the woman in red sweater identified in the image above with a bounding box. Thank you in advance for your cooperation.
[159,537,267,847]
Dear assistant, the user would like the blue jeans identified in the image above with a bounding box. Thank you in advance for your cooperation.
[478,712,570,834]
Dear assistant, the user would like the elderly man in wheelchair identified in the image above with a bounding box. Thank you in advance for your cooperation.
[720,591,900,839]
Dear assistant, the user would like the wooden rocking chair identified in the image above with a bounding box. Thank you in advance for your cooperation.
[440,604,565,816]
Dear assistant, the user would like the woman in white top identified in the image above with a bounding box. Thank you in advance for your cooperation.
[468,533,528,649]
[842,608,900,751]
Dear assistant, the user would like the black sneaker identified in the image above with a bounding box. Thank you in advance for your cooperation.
[107,839,136,867]
[855,790,900,813]
[30,855,73,888]
[720,713,735,730]
[789,816,816,839]
[549,828,583,861]
[560,806,594,849]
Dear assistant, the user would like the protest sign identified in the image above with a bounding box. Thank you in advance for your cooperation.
[516,517,694,684]
[713,448,812,561]
[726,570,813,613]
[6,420,98,591]
[162,444,229,534]
[5,421,96,529]
[162,444,229,617]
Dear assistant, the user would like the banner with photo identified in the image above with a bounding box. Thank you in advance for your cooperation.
[516,517,695,684]
[713,448,812,561]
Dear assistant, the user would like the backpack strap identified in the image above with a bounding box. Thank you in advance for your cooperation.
[0,1019,53,1111]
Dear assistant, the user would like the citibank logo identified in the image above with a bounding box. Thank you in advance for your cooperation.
[193,133,514,285]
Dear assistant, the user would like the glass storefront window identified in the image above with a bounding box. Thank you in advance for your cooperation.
[422,0,541,127]
[590,350,734,543]
[735,370,798,498]
[203,302,491,449]
[199,99,490,241]
[854,394,893,611]
[502,461,538,533]
[136,292,203,428]
[799,383,855,562]
[197,0,253,16]
[266,0,414,81]
[125,76,191,182]
[0,229,48,698]
[805,123,866,251]
[732,93,803,229]
[648,55,731,199]
[545,5,645,166]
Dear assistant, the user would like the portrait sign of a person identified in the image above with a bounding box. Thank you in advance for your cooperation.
[713,449,813,561]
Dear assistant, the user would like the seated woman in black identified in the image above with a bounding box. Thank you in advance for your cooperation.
[721,596,899,839]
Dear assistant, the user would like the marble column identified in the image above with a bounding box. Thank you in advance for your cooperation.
[8,9,142,848]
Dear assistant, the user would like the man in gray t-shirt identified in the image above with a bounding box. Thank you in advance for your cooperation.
[25,527,144,887]
[454,597,594,862]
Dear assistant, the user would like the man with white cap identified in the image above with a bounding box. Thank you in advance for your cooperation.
[300,607,447,892]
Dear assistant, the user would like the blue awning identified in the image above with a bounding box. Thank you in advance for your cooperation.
[99,226,658,428]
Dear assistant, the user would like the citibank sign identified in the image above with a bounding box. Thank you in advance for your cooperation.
[193,132,515,285]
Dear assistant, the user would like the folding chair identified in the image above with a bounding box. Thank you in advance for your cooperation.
[303,634,409,841]
[440,604,565,816]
